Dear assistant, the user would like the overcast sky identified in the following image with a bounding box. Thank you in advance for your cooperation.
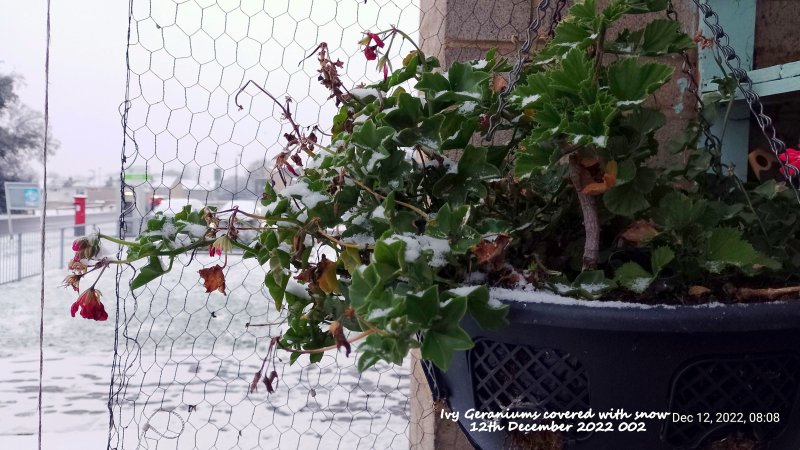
[0,0,418,185]
[1,0,128,181]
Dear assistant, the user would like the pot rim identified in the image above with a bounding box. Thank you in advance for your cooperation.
[489,287,800,333]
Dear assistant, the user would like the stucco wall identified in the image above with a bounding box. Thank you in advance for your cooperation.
[754,0,800,69]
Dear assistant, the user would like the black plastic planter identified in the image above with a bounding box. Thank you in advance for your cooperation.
[436,290,800,449]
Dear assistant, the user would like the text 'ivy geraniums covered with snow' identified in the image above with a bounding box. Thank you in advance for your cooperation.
[66,0,800,375]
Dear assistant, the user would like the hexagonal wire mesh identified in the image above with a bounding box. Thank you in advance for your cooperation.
[109,1,426,448]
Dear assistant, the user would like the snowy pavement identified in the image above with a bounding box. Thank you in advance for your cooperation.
[0,250,411,449]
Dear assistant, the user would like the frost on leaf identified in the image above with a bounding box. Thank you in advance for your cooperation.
[199,265,226,295]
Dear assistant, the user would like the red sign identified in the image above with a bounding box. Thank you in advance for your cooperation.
[74,196,86,226]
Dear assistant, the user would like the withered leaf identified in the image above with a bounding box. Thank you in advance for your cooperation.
[199,264,226,295]
[202,208,221,228]
[620,220,659,244]
[688,285,712,297]
[295,255,340,294]
[471,233,511,270]
[292,232,307,255]
[249,370,262,394]
[402,50,418,66]
[581,160,618,196]
[291,153,303,167]
[491,74,508,93]
[264,370,278,394]
[329,321,351,357]
[317,257,341,294]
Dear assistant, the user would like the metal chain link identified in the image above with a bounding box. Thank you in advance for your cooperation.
[486,0,568,141]
[690,0,800,191]
[548,0,568,37]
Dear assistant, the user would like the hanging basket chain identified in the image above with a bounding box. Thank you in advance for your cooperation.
[486,0,568,142]
[690,0,800,200]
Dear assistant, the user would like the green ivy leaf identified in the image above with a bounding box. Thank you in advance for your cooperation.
[447,61,491,94]
[407,287,440,327]
[651,246,675,274]
[450,286,508,330]
[570,0,598,20]
[373,240,405,275]
[607,58,673,103]
[421,327,474,371]
[265,269,288,310]
[653,192,707,231]
[625,0,669,13]
[415,72,450,94]
[383,93,423,129]
[704,227,760,272]
[614,262,653,294]
[752,180,783,200]
[130,256,170,291]
[640,20,695,56]
[604,183,650,217]
[551,48,594,96]
[573,270,616,299]
[352,120,394,151]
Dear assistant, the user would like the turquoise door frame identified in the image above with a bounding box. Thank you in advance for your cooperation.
[698,0,800,178]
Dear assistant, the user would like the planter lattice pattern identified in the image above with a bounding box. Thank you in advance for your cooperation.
[468,338,591,438]
[662,353,800,448]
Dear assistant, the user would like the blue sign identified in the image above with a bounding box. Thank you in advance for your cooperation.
[23,188,40,207]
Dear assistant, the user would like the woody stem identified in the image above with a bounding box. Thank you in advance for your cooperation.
[568,156,600,270]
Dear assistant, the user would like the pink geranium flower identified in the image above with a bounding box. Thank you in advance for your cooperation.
[70,288,108,321]
[779,148,800,177]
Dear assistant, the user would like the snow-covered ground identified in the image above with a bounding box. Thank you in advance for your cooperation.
[0,243,411,449]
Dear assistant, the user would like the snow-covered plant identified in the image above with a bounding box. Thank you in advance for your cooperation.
[67,0,800,372]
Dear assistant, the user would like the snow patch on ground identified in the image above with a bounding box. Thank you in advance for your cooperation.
[1,249,411,449]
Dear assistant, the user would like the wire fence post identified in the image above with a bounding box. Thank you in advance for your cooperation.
[16,233,22,282]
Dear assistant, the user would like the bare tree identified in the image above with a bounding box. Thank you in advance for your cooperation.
[0,73,58,212]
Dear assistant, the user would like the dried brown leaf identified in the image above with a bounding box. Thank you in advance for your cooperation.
[199,264,227,295]
[471,233,511,270]
[620,220,659,244]
[249,370,262,393]
[491,74,508,93]
[264,370,278,394]
[329,320,351,357]
[317,257,341,294]
[688,285,711,297]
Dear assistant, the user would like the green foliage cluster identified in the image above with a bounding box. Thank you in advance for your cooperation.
[116,0,800,371]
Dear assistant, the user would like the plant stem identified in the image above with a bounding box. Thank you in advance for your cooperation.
[568,156,600,270]
[592,23,607,83]
[98,234,139,247]
[727,284,800,301]
[348,177,430,220]
[390,27,424,58]
[278,330,376,354]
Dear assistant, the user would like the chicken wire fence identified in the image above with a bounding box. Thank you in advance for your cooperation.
[107,1,543,449]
